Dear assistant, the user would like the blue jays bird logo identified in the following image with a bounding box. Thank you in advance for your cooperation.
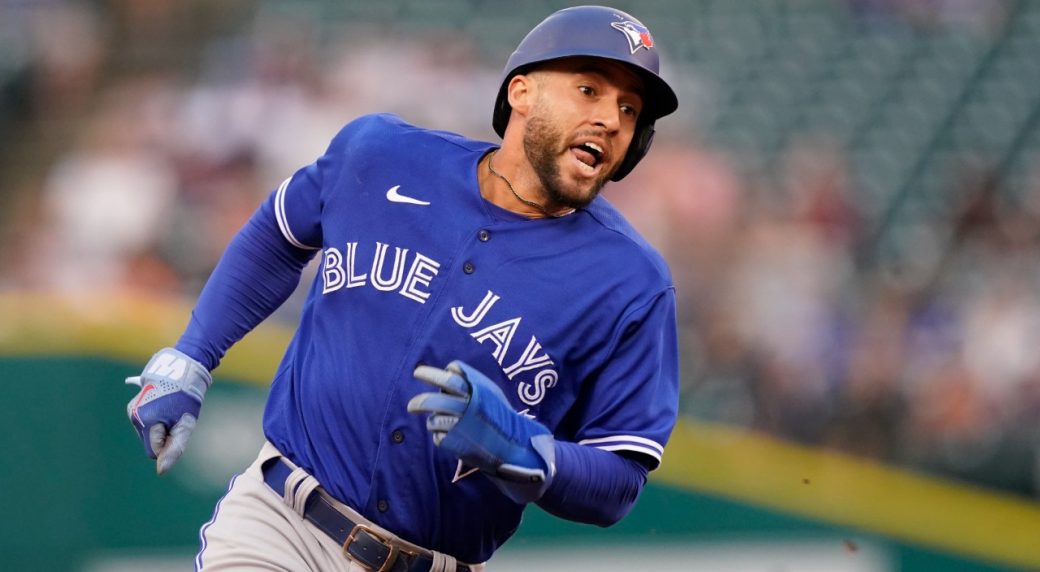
[610,20,654,54]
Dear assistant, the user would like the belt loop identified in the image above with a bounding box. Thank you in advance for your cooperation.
[430,551,457,572]
[283,466,320,517]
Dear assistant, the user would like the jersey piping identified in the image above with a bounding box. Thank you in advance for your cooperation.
[578,435,665,465]
[275,176,320,250]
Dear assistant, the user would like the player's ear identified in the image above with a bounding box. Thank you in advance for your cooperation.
[506,73,536,118]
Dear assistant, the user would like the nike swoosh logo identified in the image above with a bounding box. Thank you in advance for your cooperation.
[386,185,430,206]
[131,383,156,425]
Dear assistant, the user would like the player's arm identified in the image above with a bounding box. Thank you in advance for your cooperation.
[408,362,651,525]
[175,189,318,370]
[126,161,325,474]
[537,442,649,527]
[542,287,679,523]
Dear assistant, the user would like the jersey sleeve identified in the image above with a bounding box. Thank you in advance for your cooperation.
[268,121,357,251]
[271,169,322,251]
[571,288,680,470]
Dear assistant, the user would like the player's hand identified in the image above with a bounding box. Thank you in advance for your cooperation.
[408,361,556,503]
[125,348,212,475]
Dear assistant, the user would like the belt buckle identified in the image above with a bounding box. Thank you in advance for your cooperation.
[343,523,400,572]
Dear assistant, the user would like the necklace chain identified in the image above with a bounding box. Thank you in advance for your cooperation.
[487,150,573,218]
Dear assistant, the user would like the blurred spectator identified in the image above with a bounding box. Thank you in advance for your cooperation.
[8,0,106,117]
[33,78,180,292]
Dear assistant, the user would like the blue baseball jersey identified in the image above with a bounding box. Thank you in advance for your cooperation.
[261,113,679,562]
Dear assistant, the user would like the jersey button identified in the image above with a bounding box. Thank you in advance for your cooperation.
[478,229,490,242]
[377,500,389,512]
[463,261,475,274]
[392,430,404,444]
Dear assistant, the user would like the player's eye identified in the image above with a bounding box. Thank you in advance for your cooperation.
[620,103,640,118]
[578,85,595,97]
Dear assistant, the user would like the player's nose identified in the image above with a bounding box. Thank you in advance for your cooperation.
[590,97,622,134]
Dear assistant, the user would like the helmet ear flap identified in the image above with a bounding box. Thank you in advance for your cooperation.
[611,122,655,181]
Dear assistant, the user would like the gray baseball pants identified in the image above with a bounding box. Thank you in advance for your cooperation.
[194,441,485,571]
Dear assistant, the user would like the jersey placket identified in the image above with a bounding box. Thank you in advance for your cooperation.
[362,221,499,544]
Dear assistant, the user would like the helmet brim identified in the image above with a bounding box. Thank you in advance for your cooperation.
[492,54,678,138]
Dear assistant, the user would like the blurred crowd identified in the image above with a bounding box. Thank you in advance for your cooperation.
[1,0,1037,499]
[620,139,1040,498]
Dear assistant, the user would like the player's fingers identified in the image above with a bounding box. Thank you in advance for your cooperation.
[146,423,167,459]
[413,365,469,397]
[406,392,468,416]
[157,414,197,475]
[426,413,459,434]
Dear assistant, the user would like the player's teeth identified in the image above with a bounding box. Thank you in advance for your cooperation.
[580,143,602,160]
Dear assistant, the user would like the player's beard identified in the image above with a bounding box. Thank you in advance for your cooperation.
[523,113,614,211]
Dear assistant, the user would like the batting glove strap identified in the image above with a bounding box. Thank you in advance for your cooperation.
[484,432,556,504]
[409,360,557,504]
[125,347,212,459]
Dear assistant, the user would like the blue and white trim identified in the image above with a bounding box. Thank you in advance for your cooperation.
[274,177,320,251]
[579,435,665,468]
[195,473,240,571]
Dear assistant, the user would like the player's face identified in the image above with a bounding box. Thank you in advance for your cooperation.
[522,58,644,209]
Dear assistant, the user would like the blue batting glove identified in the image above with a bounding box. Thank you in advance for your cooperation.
[408,361,556,503]
[125,348,212,475]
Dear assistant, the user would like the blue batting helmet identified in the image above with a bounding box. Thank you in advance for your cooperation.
[492,5,678,181]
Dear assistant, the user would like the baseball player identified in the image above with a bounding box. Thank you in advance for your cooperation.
[125,5,680,571]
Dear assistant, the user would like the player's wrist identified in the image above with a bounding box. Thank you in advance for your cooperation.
[486,432,556,504]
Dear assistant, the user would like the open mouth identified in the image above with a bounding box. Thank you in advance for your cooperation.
[572,142,605,173]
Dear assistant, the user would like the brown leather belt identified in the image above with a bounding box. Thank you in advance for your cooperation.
[262,457,470,572]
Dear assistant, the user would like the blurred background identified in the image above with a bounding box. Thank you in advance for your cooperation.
[2,0,1039,570]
